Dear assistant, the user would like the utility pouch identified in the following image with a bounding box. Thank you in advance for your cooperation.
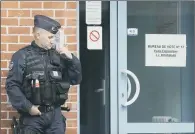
[48,70,63,104]
[31,71,45,105]
[43,82,55,105]
[56,82,70,105]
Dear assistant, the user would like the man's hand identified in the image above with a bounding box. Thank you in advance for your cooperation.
[57,46,73,59]
[29,105,41,116]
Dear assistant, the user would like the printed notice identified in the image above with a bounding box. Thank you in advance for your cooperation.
[145,34,186,67]
[86,1,101,25]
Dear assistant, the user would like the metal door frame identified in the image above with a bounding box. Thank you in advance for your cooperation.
[110,1,194,134]
[110,1,118,134]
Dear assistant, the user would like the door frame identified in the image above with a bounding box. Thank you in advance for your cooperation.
[110,1,118,134]
[110,1,194,134]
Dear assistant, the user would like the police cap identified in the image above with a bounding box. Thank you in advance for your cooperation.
[34,15,61,34]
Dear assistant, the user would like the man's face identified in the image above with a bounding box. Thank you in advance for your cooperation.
[38,29,55,50]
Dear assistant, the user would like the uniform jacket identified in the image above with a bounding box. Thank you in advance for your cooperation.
[5,41,82,113]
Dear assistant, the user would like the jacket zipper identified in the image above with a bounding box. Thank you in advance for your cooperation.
[42,51,48,79]
[42,51,48,104]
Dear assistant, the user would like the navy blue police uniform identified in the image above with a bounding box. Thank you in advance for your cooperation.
[5,15,82,134]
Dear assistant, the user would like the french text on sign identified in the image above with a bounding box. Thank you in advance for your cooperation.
[145,34,186,67]
[87,26,102,50]
[86,1,102,25]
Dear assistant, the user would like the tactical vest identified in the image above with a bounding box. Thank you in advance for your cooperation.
[22,46,70,106]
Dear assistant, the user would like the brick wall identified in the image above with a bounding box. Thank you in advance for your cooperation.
[1,1,78,134]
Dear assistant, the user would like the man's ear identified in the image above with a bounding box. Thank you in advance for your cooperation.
[34,32,40,40]
[37,32,40,39]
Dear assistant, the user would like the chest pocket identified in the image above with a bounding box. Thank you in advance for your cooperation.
[49,70,62,82]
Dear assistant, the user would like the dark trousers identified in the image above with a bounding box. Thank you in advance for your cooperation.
[19,107,66,134]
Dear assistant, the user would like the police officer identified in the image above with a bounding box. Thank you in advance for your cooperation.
[5,15,82,134]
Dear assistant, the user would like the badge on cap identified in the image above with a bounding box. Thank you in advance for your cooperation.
[9,61,14,70]
[51,26,57,32]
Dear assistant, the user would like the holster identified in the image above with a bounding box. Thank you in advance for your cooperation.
[11,116,19,134]
[14,116,43,134]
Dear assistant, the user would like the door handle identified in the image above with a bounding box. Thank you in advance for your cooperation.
[121,69,140,106]
[95,79,106,106]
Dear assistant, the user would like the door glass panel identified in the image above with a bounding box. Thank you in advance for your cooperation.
[126,1,194,123]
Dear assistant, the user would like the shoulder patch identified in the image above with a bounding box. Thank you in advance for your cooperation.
[9,61,14,70]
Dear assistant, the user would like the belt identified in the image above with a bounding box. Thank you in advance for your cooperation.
[38,105,57,113]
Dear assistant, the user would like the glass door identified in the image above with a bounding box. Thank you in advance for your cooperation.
[117,1,194,134]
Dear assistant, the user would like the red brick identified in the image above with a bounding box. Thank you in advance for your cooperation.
[1,78,7,85]
[1,10,7,17]
[8,44,27,51]
[67,19,76,26]
[67,36,76,43]
[1,94,8,102]
[66,2,77,9]
[32,10,54,18]
[1,44,7,51]
[68,45,77,51]
[63,112,77,119]
[1,86,6,94]
[8,27,30,34]
[67,120,77,127]
[20,2,42,8]
[8,129,12,134]
[1,61,8,68]
[19,36,33,43]
[20,19,34,26]
[68,95,77,102]
[69,86,77,93]
[64,28,76,35]
[66,128,77,134]
[1,35,18,43]
[1,1,18,8]
[43,2,65,9]
[1,119,12,128]
[1,27,7,34]
[1,128,7,134]
[1,112,8,119]
[1,70,8,77]
[55,10,76,18]
[1,103,15,111]
[8,10,30,17]
[1,18,18,26]
[1,53,13,60]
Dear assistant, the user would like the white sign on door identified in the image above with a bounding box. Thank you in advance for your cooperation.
[127,28,138,36]
[86,1,101,25]
[87,26,102,50]
[145,34,186,67]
